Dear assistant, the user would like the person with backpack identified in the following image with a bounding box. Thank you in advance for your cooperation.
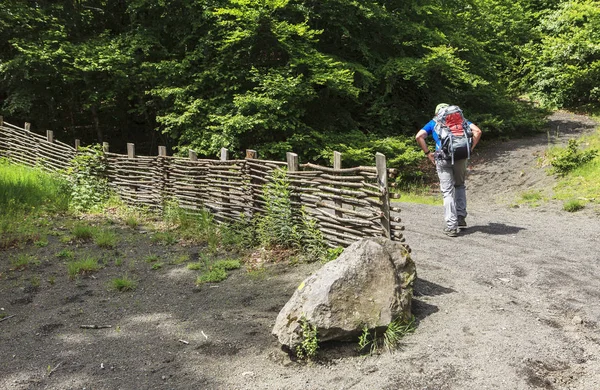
[415,103,482,237]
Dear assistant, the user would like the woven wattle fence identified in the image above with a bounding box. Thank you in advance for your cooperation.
[0,118,404,247]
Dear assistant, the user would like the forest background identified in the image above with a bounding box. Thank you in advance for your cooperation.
[1,0,599,185]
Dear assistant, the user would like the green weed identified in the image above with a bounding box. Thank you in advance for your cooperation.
[151,263,163,270]
[295,317,319,360]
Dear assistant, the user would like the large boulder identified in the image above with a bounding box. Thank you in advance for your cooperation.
[272,237,415,351]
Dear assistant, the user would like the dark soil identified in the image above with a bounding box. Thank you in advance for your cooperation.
[1,111,599,390]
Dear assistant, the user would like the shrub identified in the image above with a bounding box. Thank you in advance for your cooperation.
[550,140,598,176]
[65,145,110,211]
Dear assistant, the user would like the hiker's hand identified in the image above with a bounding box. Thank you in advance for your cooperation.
[428,153,435,164]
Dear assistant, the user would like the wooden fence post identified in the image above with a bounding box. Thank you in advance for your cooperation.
[157,146,168,209]
[376,152,391,239]
[219,148,230,217]
[189,150,197,161]
[245,149,258,217]
[102,142,109,153]
[286,152,298,172]
[75,139,81,150]
[46,130,54,143]
[333,151,343,217]
[24,122,31,131]
[127,143,135,158]
[220,147,229,161]
[0,116,3,127]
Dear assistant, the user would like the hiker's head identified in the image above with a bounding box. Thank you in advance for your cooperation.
[435,103,449,115]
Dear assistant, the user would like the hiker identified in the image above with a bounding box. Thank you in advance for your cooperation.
[415,103,482,237]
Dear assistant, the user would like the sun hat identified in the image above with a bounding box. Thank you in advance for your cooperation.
[435,103,449,115]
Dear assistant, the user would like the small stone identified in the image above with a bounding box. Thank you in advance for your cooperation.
[572,316,583,325]
[241,371,254,377]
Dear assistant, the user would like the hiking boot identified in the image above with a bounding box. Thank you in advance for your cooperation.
[458,216,467,228]
[443,227,459,237]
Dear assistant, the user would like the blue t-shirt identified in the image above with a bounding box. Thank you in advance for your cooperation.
[422,119,472,150]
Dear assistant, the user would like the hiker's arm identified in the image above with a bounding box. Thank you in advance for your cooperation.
[415,129,435,164]
[470,123,482,150]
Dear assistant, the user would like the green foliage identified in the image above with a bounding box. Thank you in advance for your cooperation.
[549,139,598,176]
[357,316,415,355]
[196,267,228,285]
[325,247,344,263]
[522,1,600,110]
[383,316,416,351]
[66,145,110,212]
[0,159,71,214]
[258,168,295,247]
[213,259,241,271]
[295,317,319,360]
[67,258,100,279]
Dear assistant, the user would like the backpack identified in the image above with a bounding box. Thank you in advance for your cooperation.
[433,105,473,164]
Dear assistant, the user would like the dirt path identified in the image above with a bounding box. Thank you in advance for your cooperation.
[1,112,599,390]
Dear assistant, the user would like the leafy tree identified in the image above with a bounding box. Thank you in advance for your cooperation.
[522,0,600,110]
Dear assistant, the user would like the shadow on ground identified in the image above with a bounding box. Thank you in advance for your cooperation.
[461,223,526,236]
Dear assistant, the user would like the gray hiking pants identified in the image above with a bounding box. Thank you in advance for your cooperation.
[436,158,468,229]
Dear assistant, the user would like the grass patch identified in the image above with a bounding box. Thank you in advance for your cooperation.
[0,160,70,214]
[11,254,39,271]
[171,253,190,265]
[110,276,137,291]
[56,249,75,259]
[34,237,49,247]
[67,258,100,279]
[94,229,118,248]
[151,231,177,245]
[514,189,545,207]
[151,263,163,270]
[213,259,241,271]
[187,262,204,270]
[144,254,159,263]
[71,224,95,241]
[550,127,600,208]
[563,199,585,212]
